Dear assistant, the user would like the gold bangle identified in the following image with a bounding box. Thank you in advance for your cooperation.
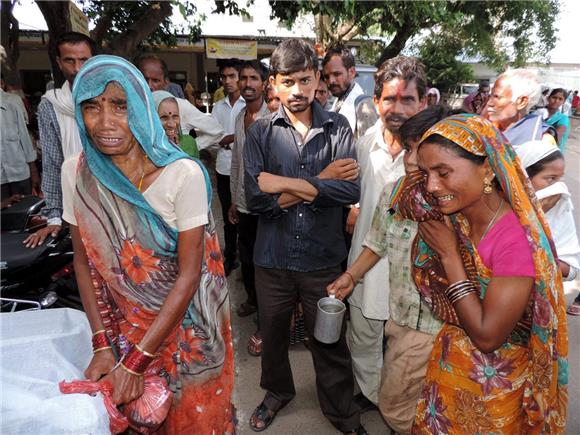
[93,346,112,354]
[92,329,106,336]
[120,362,144,377]
[135,343,156,358]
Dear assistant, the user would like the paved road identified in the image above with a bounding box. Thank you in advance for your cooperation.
[563,117,580,435]
[218,116,580,434]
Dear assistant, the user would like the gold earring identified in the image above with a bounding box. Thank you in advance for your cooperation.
[483,179,493,194]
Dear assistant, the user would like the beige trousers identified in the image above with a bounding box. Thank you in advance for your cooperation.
[379,320,435,434]
[348,305,385,405]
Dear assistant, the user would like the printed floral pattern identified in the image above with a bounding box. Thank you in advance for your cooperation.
[119,238,161,284]
[469,351,514,395]
[424,384,451,434]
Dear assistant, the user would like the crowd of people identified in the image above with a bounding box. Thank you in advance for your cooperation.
[1,31,579,434]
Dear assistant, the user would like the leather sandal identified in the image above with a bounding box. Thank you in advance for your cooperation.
[249,401,278,432]
[247,331,262,357]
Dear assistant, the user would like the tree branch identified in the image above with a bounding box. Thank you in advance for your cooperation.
[108,1,173,58]
[378,23,417,66]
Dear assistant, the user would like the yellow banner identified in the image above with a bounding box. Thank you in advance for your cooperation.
[205,38,257,60]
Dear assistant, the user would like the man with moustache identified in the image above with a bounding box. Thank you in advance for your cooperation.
[486,68,555,147]
[315,78,330,109]
[229,61,270,354]
[243,39,365,434]
[346,56,427,410]
[24,32,96,248]
[135,54,184,98]
[212,59,246,275]
[322,45,378,140]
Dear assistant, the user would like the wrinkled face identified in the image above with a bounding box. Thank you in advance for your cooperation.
[265,87,280,113]
[315,79,329,107]
[487,78,519,128]
[157,98,180,141]
[220,66,240,95]
[239,66,265,103]
[418,141,490,215]
[56,42,92,84]
[529,157,565,191]
[322,55,356,98]
[140,60,168,92]
[270,68,319,114]
[81,82,139,156]
[374,78,426,134]
[402,137,420,173]
[547,91,566,111]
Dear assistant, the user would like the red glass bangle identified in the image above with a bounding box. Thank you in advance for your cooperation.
[123,345,154,375]
[92,330,110,352]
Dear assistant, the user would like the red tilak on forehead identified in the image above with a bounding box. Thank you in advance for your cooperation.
[395,81,407,99]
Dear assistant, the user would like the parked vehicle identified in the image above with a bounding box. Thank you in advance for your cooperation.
[444,83,480,109]
[1,196,80,311]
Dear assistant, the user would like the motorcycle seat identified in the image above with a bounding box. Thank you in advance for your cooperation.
[0,232,53,271]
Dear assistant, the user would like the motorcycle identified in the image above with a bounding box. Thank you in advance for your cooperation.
[1,195,81,312]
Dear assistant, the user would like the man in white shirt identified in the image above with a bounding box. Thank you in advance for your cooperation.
[211,59,246,275]
[322,45,378,140]
[347,56,427,409]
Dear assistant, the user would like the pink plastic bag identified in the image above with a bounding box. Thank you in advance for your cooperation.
[59,359,173,434]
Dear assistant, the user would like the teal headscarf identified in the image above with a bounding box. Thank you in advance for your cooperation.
[72,55,211,242]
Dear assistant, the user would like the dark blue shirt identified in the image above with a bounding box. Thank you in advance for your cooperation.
[243,101,360,272]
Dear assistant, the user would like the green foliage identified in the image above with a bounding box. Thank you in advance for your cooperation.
[418,35,474,93]
[268,0,559,69]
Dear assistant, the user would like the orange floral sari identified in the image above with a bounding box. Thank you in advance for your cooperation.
[408,115,568,434]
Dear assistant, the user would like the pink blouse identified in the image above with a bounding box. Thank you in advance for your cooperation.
[477,211,536,277]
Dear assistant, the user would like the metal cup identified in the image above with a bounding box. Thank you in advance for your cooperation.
[314,294,346,344]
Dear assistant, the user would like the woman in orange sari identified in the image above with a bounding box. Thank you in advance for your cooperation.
[62,55,234,434]
[397,114,568,433]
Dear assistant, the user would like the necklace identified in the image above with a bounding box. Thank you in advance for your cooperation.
[480,198,504,241]
[132,154,148,192]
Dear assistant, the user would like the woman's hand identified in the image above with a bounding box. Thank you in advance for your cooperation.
[100,365,145,406]
[84,349,116,381]
[327,273,355,301]
[418,217,460,260]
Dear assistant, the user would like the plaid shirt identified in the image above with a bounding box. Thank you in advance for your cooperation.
[38,98,64,224]
[363,184,443,335]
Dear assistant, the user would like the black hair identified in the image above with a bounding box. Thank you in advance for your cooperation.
[399,105,451,143]
[269,39,318,77]
[240,60,268,82]
[54,32,97,57]
[321,45,355,69]
[374,56,427,100]
[549,88,567,99]
[134,54,169,79]
[525,150,564,179]
[218,59,243,74]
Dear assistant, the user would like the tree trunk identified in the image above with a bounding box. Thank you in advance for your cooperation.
[35,0,72,87]
[107,1,172,59]
[1,0,21,87]
[377,24,416,66]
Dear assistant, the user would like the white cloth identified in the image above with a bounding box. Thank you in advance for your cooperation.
[1,90,37,184]
[0,308,109,434]
[174,98,225,151]
[62,154,209,231]
[41,82,82,159]
[210,96,245,176]
[536,182,580,275]
[347,121,406,319]
[515,139,560,171]
[330,82,365,134]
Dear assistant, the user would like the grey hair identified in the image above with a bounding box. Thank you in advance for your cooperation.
[497,68,541,113]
